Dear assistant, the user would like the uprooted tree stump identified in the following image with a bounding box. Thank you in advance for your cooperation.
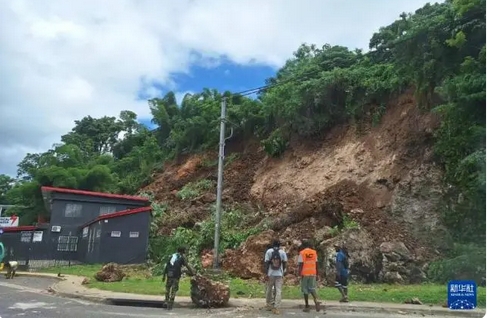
[94,263,126,282]
[190,274,230,308]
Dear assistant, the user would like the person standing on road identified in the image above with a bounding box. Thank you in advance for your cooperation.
[162,246,195,310]
[297,240,322,312]
[264,240,288,315]
[334,243,350,302]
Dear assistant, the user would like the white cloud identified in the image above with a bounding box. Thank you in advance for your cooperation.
[0,0,433,176]
[175,91,194,107]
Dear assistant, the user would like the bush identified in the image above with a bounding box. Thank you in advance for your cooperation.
[261,129,289,157]
[427,243,486,284]
[148,206,262,275]
[177,179,214,200]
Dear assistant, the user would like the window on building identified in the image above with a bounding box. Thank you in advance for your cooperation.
[110,231,121,237]
[57,235,78,252]
[82,227,89,238]
[20,231,32,243]
[64,203,82,217]
[129,231,139,238]
[99,205,117,216]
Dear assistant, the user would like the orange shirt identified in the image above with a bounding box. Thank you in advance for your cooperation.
[298,248,318,276]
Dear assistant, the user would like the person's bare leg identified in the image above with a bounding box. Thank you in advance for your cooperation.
[303,294,310,312]
[310,290,321,311]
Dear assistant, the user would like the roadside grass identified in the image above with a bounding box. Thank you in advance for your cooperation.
[40,265,486,307]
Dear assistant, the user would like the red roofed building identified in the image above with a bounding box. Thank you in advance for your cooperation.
[0,187,152,268]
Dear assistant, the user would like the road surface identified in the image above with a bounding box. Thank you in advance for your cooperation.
[0,276,455,317]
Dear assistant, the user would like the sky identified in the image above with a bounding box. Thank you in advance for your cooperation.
[0,0,434,176]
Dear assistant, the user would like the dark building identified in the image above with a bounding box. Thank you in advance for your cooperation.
[0,187,152,269]
[78,206,152,264]
[0,225,50,270]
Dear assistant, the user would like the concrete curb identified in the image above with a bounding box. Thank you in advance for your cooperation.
[17,272,486,317]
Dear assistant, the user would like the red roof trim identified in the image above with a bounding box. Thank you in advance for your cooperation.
[81,206,152,228]
[41,186,149,202]
[1,226,37,232]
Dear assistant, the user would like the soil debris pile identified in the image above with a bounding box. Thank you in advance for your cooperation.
[190,274,230,308]
[94,263,126,282]
[222,230,275,279]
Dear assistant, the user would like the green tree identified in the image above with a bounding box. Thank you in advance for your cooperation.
[0,174,14,204]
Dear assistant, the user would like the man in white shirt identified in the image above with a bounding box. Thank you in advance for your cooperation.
[264,240,288,315]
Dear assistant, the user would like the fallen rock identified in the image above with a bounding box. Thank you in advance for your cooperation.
[200,249,214,268]
[314,226,333,242]
[404,297,423,305]
[383,271,404,284]
[94,263,126,282]
[379,241,426,284]
[379,241,411,262]
[81,278,90,285]
[190,274,230,308]
[321,228,382,285]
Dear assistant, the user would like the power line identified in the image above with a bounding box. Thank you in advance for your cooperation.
[233,64,327,97]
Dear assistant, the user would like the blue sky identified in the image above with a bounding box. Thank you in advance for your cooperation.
[138,59,276,129]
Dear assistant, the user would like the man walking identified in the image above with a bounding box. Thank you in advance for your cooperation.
[264,240,288,315]
[297,240,321,312]
[334,243,350,302]
[162,246,195,310]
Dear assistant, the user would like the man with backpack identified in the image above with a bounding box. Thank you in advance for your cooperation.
[264,240,288,315]
[297,240,321,312]
[162,246,195,310]
[334,243,350,302]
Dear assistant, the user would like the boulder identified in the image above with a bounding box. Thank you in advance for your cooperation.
[200,249,214,268]
[379,241,426,284]
[379,241,411,262]
[94,263,126,282]
[321,228,382,285]
[190,274,230,308]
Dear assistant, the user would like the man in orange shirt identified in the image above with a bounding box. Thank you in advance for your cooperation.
[297,240,321,313]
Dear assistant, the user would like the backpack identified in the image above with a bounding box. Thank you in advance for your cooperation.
[269,247,282,271]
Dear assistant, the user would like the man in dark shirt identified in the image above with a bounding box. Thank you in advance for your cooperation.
[334,243,350,302]
[162,246,195,310]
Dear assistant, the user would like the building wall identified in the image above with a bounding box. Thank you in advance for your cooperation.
[97,212,151,264]
[47,192,148,263]
[0,229,53,270]
[79,222,102,264]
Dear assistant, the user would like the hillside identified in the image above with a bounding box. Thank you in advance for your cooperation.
[142,89,445,283]
[1,0,485,284]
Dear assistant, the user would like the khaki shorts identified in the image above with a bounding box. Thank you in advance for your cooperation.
[300,275,317,294]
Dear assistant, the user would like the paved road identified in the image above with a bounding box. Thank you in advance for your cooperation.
[0,277,455,317]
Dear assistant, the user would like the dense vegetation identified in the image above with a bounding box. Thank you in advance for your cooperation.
[0,0,484,281]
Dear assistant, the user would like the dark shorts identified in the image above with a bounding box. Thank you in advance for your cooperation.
[335,275,348,288]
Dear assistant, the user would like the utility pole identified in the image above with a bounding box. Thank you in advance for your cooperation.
[213,97,227,270]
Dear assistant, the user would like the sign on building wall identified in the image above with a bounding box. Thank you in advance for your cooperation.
[82,227,89,238]
[32,231,43,242]
[0,216,19,227]
[20,231,32,243]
